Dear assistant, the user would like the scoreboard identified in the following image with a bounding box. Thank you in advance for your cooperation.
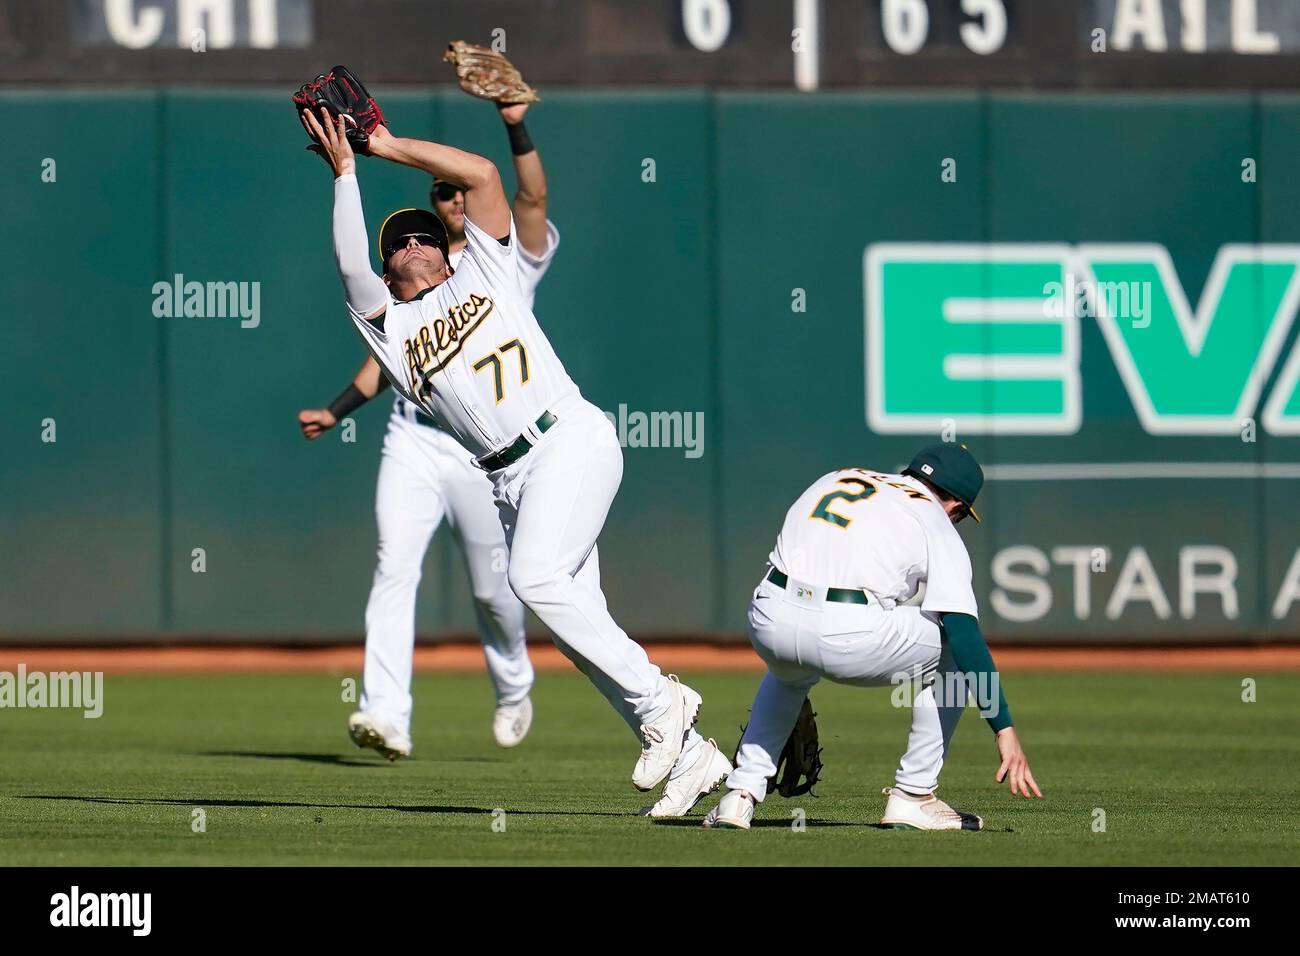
[671,0,1300,88]
[3,0,1298,88]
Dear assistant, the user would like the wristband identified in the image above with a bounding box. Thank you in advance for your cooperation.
[327,384,368,421]
[505,119,535,156]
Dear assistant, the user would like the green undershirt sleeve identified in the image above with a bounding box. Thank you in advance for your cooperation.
[939,611,1013,733]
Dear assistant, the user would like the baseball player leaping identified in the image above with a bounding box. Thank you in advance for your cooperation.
[298,99,732,816]
[702,443,1042,830]
[298,102,556,756]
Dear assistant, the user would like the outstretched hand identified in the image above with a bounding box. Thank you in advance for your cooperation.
[994,727,1043,799]
[297,408,338,440]
[300,107,356,176]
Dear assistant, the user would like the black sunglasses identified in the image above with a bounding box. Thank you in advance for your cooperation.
[383,233,441,261]
[431,182,462,202]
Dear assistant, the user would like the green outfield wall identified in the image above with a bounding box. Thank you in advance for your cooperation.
[3,89,1299,643]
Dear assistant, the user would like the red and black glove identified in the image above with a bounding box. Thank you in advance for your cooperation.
[292,65,386,151]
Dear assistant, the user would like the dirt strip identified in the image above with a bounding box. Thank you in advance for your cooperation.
[0,643,1298,674]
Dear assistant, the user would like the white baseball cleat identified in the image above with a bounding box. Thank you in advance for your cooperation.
[702,788,755,830]
[641,738,732,818]
[632,675,703,791]
[347,711,412,762]
[492,697,533,749]
[880,786,983,831]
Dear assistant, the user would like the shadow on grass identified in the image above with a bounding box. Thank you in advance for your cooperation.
[17,794,631,818]
[16,795,1012,830]
[197,750,503,766]
[197,751,385,768]
[653,817,857,828]
[657,820,1011,832]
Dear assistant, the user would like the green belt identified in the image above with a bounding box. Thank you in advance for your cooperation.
[414,409,440,429]
[475,411,557,472]
[766,568,869,605]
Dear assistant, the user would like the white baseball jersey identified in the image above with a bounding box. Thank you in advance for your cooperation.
[352,214,577,459]
[769,469,978,618]
[390,221,560,428]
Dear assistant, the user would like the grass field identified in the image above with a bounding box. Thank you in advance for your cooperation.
[2,670,1297,866]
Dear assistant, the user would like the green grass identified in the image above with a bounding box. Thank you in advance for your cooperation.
[1,670,1296,866]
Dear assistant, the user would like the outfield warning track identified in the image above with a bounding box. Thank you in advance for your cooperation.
[0,643,1297,673]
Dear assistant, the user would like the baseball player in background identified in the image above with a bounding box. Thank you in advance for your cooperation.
[298,100,732,816]
[298,102,554,756]
[703,444,1042,830]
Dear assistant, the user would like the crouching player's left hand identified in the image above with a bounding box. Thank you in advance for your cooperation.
[995,727,1043,798]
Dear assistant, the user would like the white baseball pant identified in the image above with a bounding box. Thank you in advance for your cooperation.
[490,394,704,765]
[360,410,533,739]
[727,572,967,801]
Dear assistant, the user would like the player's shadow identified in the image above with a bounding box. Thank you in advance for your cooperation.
[862,822,1014,833]
[196,750,500,766]
[653,817,856,828]
[197,750,385,768]
[17,794,632,818]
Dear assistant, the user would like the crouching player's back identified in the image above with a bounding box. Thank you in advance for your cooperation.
[703,443,1042,830]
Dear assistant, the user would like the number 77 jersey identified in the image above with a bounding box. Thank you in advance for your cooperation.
[769,468,979,617]
[350,213,580,459]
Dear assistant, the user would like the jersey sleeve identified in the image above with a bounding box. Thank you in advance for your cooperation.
[919,512,979,618]
[332,173,391,322]
[940,612,1013,732]
[349,298,390,346]
[462,212,522,296]
[515,219,560,304]
[348,309,400,395]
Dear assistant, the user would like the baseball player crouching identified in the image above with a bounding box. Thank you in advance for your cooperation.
[702,444,1042,830]
[297,90,731,815]
[298,103,556,756]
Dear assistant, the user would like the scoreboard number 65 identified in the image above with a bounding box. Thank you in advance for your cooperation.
[679,1,1008,60]
[882,0,1008,56]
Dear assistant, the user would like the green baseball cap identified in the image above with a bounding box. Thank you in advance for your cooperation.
[903,443,984,522]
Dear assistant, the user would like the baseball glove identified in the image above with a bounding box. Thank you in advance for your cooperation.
[292,65,387,151]
[734,696,824,798]
[442,41,540,105]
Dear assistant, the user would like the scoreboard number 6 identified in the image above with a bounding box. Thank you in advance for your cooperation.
[882,0,930,55]
[682,0,732,52]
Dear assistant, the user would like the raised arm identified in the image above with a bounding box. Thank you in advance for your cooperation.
[333,174,389,319]
[367,126,512,239]
[498,104,549,257]
[302,108,389,321]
